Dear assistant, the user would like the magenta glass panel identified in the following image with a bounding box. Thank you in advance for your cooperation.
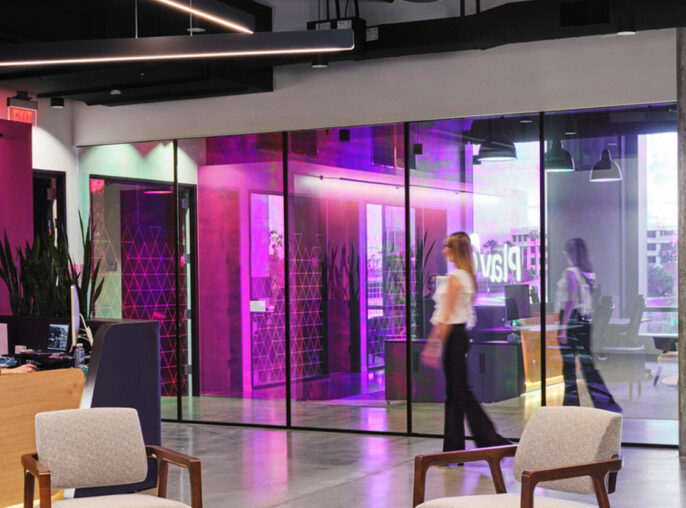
[409,114,541,439]
[544,105,678,446]
[287,124,407,432]
[179,133,285,425]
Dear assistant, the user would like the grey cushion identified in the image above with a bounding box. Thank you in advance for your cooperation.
[513,406,622,494]
[418,493,594,508]
[53,494,189,507]
[35,408,148,489]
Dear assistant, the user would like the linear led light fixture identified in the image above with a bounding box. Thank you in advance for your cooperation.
[151,0,253,34]
[0,30,354,67]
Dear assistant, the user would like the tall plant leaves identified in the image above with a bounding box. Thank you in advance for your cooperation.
[0,212,104,318]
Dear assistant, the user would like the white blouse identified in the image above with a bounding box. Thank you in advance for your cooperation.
[555,266,595,316]
[430,269,476,328]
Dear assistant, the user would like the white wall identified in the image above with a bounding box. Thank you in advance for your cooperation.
[73,29,676,147]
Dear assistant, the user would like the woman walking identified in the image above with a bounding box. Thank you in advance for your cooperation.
[425,232,510,452]
[556,238,621,412]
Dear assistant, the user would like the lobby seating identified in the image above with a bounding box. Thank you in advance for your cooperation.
[412,406,622,507]
[22,408,202,508]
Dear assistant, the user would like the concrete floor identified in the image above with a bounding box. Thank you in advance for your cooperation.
[161,422,685,508]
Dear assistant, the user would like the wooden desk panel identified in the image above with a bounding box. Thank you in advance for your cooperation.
[0,369,85,507]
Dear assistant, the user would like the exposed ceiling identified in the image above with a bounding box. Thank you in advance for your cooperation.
[0,0,684,106]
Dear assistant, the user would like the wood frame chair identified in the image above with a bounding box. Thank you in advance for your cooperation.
[413,406,623,508]
[22,407,202,508]
[413,445,621,508]
[22,446,202,508]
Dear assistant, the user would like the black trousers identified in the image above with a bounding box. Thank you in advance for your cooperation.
[442,324,500,451]
[559,320,616,408]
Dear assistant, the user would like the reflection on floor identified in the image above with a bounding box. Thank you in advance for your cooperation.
[163,361,678,445]
[161,422,685,508]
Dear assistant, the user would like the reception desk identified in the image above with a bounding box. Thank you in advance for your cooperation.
[0,317,161,506]
[384,338,525,403]
[0,369,85,507]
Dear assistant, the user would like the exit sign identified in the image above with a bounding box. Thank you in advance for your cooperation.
[8,106,37,126]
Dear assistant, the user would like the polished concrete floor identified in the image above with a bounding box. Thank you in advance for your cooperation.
[161,422,685,507]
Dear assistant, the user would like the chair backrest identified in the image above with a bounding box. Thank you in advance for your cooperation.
[35,407,148,489]
[626,295,645,339]
[513,406,622,494]
[591,296,613,348]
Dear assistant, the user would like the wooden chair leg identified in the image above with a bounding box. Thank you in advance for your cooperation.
[38,476,51,508]
[157,459,169,498]
[24,471,34,508]
[189,461,203,508]
[412,456,428,508]
[592,476,611,508]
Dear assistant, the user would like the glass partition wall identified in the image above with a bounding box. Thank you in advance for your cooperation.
[544,106,678,445]
[287,125,407,432]
[78,141,182,419]
[409,115,541,438]
[77,103,678,445]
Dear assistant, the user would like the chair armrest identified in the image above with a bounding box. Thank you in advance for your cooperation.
[146,445,200,469]
[21,454,52,508]
[520,456,623,508]
[146,445,203,508]
[413,445,517,507]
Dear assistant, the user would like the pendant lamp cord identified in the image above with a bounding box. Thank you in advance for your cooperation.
[134,0,139,38]
[189,0,193,36]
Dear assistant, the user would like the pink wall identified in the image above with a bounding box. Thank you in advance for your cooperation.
[0,119,33,314]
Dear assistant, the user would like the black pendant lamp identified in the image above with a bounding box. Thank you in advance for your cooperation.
[590,149,622,182]
[477,119,517,163]
[544,140,575,172]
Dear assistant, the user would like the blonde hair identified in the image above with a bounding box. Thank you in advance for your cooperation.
[445,232,478,293]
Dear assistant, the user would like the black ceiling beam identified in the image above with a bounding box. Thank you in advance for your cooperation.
[219,0,272,32]
[357,0,686,60]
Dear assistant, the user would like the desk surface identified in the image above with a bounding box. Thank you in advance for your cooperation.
[480,323,582,333]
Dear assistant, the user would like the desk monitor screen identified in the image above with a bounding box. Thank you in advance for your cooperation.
[47,323,69,352]
[504,284,531,321]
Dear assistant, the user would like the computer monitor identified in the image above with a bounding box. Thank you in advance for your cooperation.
[70,284,80,349]
[504,284,531,321]
[47,323,69,352]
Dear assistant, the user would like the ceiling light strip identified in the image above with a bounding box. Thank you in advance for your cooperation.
[0,31,355,67]
[152,0,253,34]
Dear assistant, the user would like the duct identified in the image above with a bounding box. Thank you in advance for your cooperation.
[341,0,686,61]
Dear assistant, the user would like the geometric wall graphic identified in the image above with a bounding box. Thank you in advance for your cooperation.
[251,232,325,387]
[120,221,188,397]
[288,233,326,381]
[90,179,123,319]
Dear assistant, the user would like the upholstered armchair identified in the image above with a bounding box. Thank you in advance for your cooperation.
[413,407,623,508]
[22,408,202,508]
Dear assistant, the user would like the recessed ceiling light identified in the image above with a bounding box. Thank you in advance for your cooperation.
[50,97,65,109]
[520,119,534,124]
[110,89,122,96]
